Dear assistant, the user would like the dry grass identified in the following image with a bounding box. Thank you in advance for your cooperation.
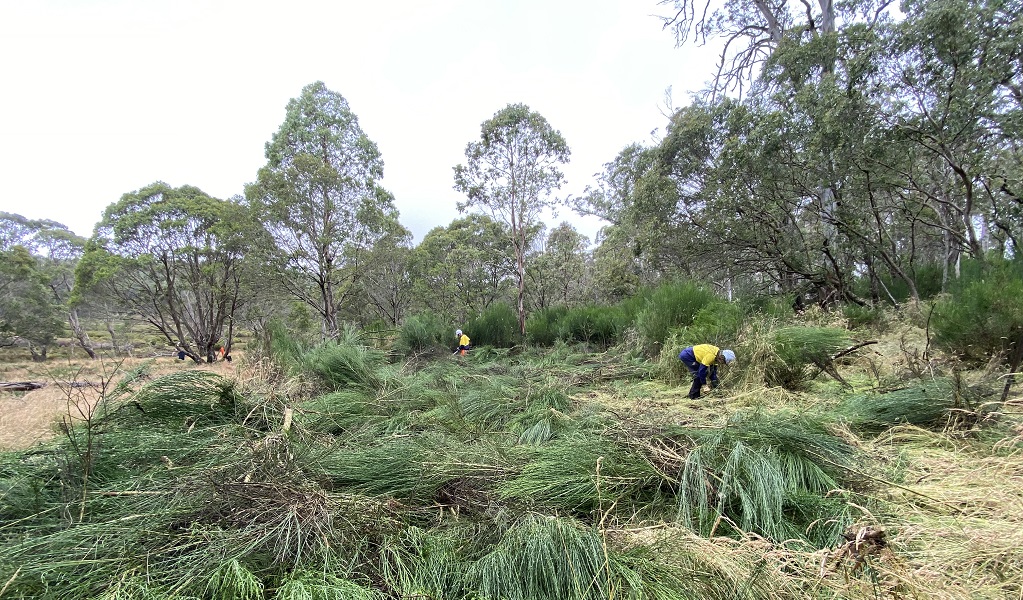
[0,354,244,450]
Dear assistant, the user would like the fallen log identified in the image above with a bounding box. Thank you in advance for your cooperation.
[0,381,47,391]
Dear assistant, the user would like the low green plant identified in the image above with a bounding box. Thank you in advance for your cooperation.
[838,377,977,432]
[765,326,852,390]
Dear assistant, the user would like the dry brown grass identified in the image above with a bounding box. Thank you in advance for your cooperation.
[0,353,244,450]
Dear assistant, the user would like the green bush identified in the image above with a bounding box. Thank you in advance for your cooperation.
[525,306,568,346]
[931,258,1023,363]
[680,303,745,349]
[634,282,721,352]
[765,326,852,390]
[466,303,521,348]
[395,311,449,356]
[842,303,887,330]
[559,305,624,347]
[304,334,386,392]
[839,377,977,432]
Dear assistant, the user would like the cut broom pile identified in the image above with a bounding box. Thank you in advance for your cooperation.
[1,327,1020,599]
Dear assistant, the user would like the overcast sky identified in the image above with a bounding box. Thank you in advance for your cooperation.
[0,0,718,244]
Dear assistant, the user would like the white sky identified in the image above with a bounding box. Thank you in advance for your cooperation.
[0,0,719,244]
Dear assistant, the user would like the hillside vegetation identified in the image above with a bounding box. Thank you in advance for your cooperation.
[1,303,1020,600]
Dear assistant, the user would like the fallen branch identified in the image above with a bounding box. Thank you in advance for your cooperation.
[0,381,47,391]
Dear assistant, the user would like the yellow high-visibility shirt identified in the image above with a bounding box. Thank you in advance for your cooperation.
[459,334,470,347]
[692,344,720,366]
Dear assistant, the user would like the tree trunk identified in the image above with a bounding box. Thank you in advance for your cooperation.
[68,308,97,359]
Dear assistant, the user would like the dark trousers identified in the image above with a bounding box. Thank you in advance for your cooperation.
[679,347,717,399]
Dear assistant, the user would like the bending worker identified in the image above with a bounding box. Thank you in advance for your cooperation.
[455,329,471,355]
[678,344,736,399]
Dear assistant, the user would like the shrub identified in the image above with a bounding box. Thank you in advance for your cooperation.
[764,326,852,390]
[559,305,624,347]
[394,311,449,356]
[931,257,1023,364]
[634,282,721,353]
[839,377,978,432]
[303,335,386,392]
[467,303,521,348]
[525,306,568,347]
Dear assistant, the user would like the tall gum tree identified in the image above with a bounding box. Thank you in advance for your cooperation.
[76,183,252,362]
[246,81,396,339]
[453,103,570,337]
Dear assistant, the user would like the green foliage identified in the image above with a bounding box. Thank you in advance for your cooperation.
[558,304,626,347]
[468,515,614,600]
[931,258,1023,363]
[839,377,977,432]
[394,311,449,356]
[842,303,887,330]
[246,81,397,338]
[664,411,858,546]
[275,571,383,600]
[206,559,263,600]
[303,337,386,392]
[498,434,660,513]
[765,326,852,390]
[525,305,568,346]
[466,302,520,347]
[78,182,254,361]
[635,281,721,351]
[379,527,465,599]
[679,302,746,350]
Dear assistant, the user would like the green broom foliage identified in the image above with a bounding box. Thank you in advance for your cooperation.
[765,326,852,390]
[931,257,1023,363]
[379,526,467,599]
[662,411,858,546]
[466,302,521,348]
[525,306,568,346]
[393,310,450,357]
[206,559,263,600]
[634,281,721,352]
[839,377,976,432]
[467,515,616,600]
[498,434,661,513]
[274,571,383,600]
[302,339,386,392]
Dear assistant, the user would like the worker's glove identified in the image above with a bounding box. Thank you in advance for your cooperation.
[710,381,719,390]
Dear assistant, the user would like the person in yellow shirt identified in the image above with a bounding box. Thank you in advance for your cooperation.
[455,329,471,355]
[678,344,736,399]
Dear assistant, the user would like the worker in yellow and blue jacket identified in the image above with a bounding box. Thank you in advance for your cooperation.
[678,344,736,399]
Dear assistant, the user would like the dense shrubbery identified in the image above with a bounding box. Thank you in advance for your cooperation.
[466,302,520,348]
[931,257,1023,364]
[634,282,721,352]
[524,280,729,352]
[395,310,450,356]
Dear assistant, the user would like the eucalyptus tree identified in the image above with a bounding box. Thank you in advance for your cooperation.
[411,215,516,323]
[360,220,416,326]
[525,222,590,310]
[890,0,1023,267]
[0,213,95,358]
[0,243,63,360]
[454,103,570,336]
[76,183,253,362]
[246,81,397,339]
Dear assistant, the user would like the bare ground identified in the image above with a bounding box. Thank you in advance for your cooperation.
[0,355,240,450]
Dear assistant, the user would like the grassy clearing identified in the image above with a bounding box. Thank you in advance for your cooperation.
[1,318,1021,599]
